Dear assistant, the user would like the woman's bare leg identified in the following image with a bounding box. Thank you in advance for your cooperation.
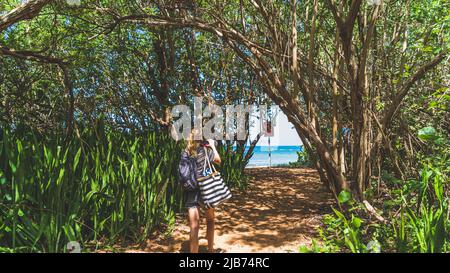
[188,207,200,253]
[205,208,215,252]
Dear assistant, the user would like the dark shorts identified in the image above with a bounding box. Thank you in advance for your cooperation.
[184,189,202,209]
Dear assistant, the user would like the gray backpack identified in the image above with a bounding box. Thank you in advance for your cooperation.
[178,151,198,191]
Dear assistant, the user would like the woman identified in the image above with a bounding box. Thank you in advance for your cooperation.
[184,135,221,253]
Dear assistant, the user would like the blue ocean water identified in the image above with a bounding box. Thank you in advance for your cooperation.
[246,146,303,167]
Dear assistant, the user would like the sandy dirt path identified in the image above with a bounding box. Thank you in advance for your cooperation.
[124,167,334,253]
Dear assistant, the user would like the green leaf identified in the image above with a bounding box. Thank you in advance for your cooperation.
[73,147,82,170]
[351,216,362,228]
[4,194,12,201]
[434,137,446,146]
[418,126,437,141]
[9,161,17,173]
[338,190,351,203]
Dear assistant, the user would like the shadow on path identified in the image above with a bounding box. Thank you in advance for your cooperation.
[126,168,334,253]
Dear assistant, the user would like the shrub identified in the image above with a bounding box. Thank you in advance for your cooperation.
[0,124,183,252]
